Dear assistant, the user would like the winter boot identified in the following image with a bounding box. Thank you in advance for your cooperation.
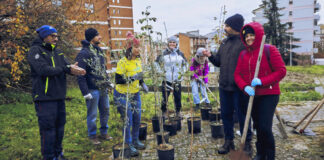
[133,139,145,150]
[218,140,235,154]
[129,144,139,157]
[195,104,200,111]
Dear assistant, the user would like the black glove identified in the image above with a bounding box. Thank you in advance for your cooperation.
[141,83,149,93]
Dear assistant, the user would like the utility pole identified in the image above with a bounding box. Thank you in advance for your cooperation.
[290,33,292,66]
[163,21,168,39]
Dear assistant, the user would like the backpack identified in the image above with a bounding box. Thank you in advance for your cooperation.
[240,44,272,70]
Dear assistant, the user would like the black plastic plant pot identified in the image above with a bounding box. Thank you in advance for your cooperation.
[156,131,169,145]
[151,116,160,133]
[200,107,212,120]
[163,121,177,136]
[187,117,201,134]
[112,143,131,159]
[169,116,181,131]
[209,110,221,122]
[139,122,148,140]
[210,121,224,139]
[157,144,174,160]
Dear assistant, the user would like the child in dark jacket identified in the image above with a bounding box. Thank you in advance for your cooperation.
[190,47,210,110]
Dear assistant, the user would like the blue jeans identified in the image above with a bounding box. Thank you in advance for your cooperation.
[86,90,110,137]
[35,100,66,160]
[113,90,141,144]
[191,80,210,104]
[219,88,252,142]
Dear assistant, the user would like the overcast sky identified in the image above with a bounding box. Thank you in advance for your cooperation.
[133,0,324,40]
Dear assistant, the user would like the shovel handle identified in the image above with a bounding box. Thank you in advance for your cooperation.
[241,35,266,144]
[293,97,324,129]
[299,99,324,133]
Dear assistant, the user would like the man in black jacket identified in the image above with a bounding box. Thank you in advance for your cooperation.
[75,28,113,145]
[203,14,253,156]
[27,25,85,160]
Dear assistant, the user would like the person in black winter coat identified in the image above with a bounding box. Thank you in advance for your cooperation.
[203,14,253,156]
[27,25,85,160]
[75,28,113,145]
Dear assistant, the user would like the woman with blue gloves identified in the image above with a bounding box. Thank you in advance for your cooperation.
[234,22,286,160]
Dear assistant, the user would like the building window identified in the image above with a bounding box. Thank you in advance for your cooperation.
[113,9,115,14]
[120,41,123,47]
[288,22,292,29]
[119,31,122,35]
[289,0,293,5]
[113,20,116,25]
[52,0,62,6]
[114,30,117,36]
[115,41,118,47]
[117,0,119,3]
[117,9,120,14]
[112,0,115,3]
[118,20,121,25]
[85,3,94,13]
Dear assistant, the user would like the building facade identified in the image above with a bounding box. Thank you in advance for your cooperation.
[252,0,321,56]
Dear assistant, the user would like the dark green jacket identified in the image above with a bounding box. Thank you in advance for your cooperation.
[27,36,71,101]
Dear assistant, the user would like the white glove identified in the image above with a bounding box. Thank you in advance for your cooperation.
[84,93,93,100]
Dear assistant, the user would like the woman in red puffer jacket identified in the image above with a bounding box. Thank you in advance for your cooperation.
[234,22,286,160]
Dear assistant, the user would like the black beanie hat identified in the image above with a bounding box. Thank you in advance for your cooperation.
[85,28,99,42]
[225,14,244,32]
[242,26,255,38]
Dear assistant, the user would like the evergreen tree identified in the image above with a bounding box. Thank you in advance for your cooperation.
[262,0,299,65]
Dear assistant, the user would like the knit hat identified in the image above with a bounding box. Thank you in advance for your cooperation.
[125,31,140,49]
[36,25,57,39]
[195,47,207,64]
[225,14,244,32]
[85,28,99,42]
[242,26,255,38]
[167,36,178,44]
[196,47,206,56]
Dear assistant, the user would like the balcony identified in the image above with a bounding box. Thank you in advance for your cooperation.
[314,14,320,21]
[314,25,320,33]
[314,35,320,42]
[315,3,321,12]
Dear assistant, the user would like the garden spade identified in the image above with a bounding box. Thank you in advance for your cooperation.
[275,109,288,139]
[229,35,266,160]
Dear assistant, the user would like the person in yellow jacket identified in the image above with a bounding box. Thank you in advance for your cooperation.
[113,32,148,157]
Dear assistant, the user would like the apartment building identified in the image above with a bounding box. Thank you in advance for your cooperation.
[176,30,208,60]
[252,0,321,56]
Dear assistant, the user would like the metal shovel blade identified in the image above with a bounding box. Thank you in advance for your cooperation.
[229,145,251,160]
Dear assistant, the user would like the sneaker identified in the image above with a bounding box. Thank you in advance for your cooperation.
[218,140,235,154]
[89,136,101,145]
[175,111,181,118]
[99,134,112,141]
[133,139,145,150]
[129,144,139,157]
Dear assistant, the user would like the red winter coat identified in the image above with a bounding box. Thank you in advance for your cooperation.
[234,22,286,96]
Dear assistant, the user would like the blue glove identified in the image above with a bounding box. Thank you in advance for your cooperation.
[244,86,255,96]
[141,83,149,93]
[251,78,262,87]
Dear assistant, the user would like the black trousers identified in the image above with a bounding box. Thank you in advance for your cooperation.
[35,100,66,160]
[161,81,182,113]
[251,95,279,160]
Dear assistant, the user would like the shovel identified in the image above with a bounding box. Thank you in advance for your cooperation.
[229,35,266,160]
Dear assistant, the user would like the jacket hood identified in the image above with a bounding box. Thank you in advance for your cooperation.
[31,36,44,47]
[81,40,91,47]
[240,22,264,50]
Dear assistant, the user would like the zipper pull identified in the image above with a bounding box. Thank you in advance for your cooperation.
[270,85,272,89]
